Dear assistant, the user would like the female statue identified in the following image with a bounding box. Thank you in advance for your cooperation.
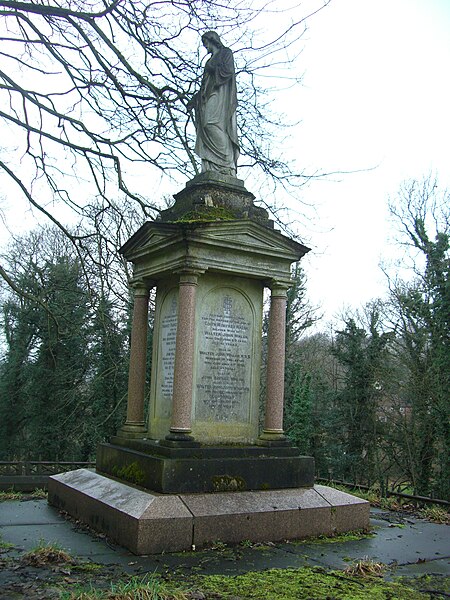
[188,32,240,177]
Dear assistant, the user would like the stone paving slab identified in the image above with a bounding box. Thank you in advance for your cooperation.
[0,500,448,579]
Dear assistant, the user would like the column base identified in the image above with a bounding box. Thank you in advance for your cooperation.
[116,421,147,440]
[256,430,291,447]
[161,431,201,448]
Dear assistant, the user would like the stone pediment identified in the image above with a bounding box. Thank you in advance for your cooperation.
[190,221,308,258]
[120,220,309,264]
[119,222,183,259]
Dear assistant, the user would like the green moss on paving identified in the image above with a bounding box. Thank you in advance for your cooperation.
[301,529,375,545]
[193,567,433,600]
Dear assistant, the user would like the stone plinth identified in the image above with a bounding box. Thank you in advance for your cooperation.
[158,172,272,227]
[48,469,370,555]
[96,440,315,493]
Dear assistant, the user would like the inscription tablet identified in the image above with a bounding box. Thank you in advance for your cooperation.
[156,288,178,418]
[196,288,253,422]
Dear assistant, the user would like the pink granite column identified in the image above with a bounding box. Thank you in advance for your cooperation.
[166,272,198,442]
[118,280,150,439]
[260,282,290,443]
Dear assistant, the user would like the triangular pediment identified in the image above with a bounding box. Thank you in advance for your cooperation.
[190,220,309,259]
[120,222,183,258]
[120,220,310,267]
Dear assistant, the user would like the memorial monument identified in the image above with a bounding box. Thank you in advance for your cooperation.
[48,32,369,554]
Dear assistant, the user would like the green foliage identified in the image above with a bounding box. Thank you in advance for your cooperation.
[286,365,313,454]
[0,227,132,461]
[331,306,391,485]
[283,263,318,453]
[80,297,128,458]
[386,177,450,498]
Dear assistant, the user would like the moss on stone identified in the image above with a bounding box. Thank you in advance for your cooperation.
[174,206,237,223]
[211,475,246,492]
[111,462,145,486]
[300,529,375,545]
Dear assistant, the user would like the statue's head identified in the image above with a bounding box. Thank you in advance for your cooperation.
[201,31,223,49]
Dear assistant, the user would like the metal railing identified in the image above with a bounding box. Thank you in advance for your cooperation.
[0,461,96,492]
[316,477,449,507]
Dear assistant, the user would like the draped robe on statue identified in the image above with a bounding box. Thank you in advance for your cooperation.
[193,46,240,176]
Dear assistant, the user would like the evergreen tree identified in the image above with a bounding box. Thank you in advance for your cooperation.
[23,257,91,460]
[286,365,313,454]
[386,177,449,497]
[332,306,390,485]
[79,296,128,458]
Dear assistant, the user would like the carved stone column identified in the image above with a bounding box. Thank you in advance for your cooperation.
[259,281,290,444]
[117,280,151,439]
[165,271,199,442]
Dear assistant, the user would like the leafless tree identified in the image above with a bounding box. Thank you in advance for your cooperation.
[0,2,328,220]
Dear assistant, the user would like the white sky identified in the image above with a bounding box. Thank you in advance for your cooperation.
[285,0,450,325]
[1,0,449,329]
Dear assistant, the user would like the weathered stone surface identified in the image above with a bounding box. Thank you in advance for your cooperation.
[96,442,315,493]
[149,273,263,444]
[48,471,370,554]
[119,220,309,283]
[315,484,371,533]
[158,173,272,226]
[48,469,192,554]
[182,487,333,546]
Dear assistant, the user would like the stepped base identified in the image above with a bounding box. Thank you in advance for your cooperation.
[48,469,370,555]
[96,441,315,493]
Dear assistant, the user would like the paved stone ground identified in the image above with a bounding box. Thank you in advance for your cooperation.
[0,499,448,597]
[1,499,448,573]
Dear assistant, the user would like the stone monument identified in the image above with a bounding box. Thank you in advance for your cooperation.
[48,33,370,554]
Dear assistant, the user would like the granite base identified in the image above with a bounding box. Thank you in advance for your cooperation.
[48,469,370,555]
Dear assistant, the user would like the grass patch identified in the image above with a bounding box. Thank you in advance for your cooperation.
[193,566,434,599]
[419,505,449,524]
[0,489,23,501]
[0,532,14,550]
[60,574,189,599]
[0,488,48,501]
[21,540,74,567]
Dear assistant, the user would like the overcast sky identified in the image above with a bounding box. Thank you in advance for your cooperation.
[1,0,448,330]
[283,0,450,326]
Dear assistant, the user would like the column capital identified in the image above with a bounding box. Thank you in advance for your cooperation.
[268,279,291,298]
[130,278,154,297]
[176,269,204,286]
